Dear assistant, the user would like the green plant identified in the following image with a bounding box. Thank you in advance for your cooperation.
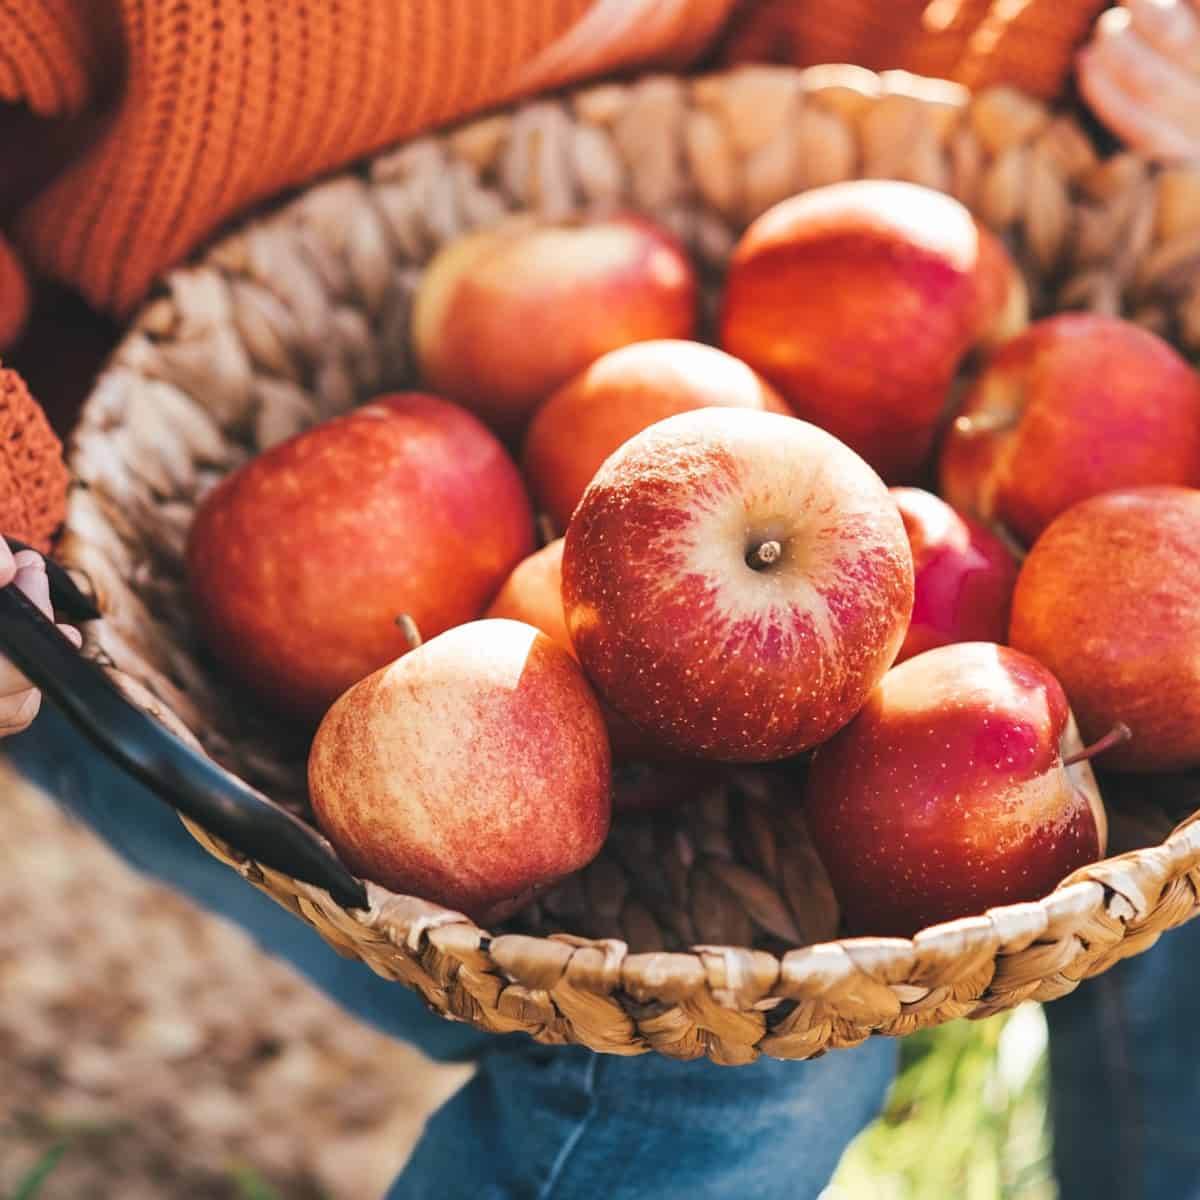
[829,1005,1055,1200]
[8,1143,67,1200]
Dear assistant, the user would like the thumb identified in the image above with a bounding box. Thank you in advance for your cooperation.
[12,550,53,620]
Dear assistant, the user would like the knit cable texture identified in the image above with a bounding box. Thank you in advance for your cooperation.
[1,0,734,318]
[0,366,68,550]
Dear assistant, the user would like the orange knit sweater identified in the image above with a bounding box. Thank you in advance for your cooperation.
[0,0,1103,344]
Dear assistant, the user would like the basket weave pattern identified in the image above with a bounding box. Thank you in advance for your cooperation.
[60,66,1200,1063]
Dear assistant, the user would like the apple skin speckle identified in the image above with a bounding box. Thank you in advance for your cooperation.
[562,408,913,762]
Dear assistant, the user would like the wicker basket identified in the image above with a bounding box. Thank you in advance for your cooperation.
[58,65,1200,1065]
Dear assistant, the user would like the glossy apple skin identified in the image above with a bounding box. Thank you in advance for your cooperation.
[483,538,665,762]
[308,619,611,925]
[719,180,986,482]
[940,314,1200,545]
[890,487,1019,664]
[187,393,534,725]
[412,215,697,439]
[562,408,914,762]
[1009,486,1200,771]
[522,339,790,535]
[805,642,1107,938]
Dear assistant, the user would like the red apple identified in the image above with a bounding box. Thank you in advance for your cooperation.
[483,538,665,762]
[1009,486,1200,771]
[973,225,1029,350]
[805,642,1108,938]
[890,486,1019,664]
[562,408,914,762]
[522,339,789,535]
[719,180,992,482]
[187,393,533,725]
[308,618,611,924]
[411,214,697,439]
[940,314,1200,545]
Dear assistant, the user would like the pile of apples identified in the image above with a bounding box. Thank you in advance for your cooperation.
[186,180,1200,940]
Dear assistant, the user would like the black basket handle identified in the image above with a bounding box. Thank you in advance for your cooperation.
[0,549,368,910]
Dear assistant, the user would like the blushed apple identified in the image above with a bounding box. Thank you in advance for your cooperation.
[562,408,914,762]
[521,339,789,535]
[412,214,697,439]
[891,486,1019,663]
[940,314,1200,544]
[805,642,1108,938]
[187,393,533,725]
[308,619,612,924]
[1009,486,1200,771]
[483,538,666,762]
[719,180,990,482]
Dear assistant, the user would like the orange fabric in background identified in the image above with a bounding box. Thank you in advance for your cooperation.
[0,0,1104,348]
[0,0,735,328]
[718,0,1107,100]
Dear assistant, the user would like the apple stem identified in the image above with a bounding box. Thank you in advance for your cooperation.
[395,613,423,651]
[536,513,558,547]
[1063,723,1132,767]
[746,540,783,570]
[953,410,1019,438]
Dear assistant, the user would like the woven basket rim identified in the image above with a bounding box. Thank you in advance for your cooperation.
[57,63,1200,1061]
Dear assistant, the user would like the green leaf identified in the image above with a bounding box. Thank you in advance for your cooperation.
[10,1143,68,1200]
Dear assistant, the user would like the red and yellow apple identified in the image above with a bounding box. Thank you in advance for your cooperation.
[891,486,1019,663]
[940,314,1200,545]
[483,538,664,761]
[187,393,533,725]
[562,408,914,761]
[521,339,789,534]
[719,180,995,482]
[309,618,611,924]
[1009,486,1200,771]
[412,214,697,438]
[805,642,1108,938]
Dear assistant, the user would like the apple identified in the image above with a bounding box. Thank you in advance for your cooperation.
[308,618,612,924]
[484,538,573,650]
[187,393,534,725]
[483,537,665,762]
[411,214,697,439]
[973,225,1029,350]
[521,339,790,535]
[1009,486,1200,771]
[562,408,914,762]
[940,314,1200,545]
[890,487,1019,664]
[805,642,1109,938]
[719,180,995,482]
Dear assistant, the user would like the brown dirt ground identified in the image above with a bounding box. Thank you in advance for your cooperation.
[0,759,470,1200]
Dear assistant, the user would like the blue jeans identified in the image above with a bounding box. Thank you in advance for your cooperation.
[1045,915,1200,1200]
[7,702,897,1199]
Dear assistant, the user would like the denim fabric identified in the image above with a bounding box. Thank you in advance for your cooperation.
[7,701,898,1199]
[1046,916,1200,1200]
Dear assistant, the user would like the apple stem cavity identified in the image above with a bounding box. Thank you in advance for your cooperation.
[745,539,783,571]
[395,612,424,651]
[1063,722,1133,767]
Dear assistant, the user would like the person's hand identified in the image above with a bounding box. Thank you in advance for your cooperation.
[1078,0,1200,162]
[0,541,82,736]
